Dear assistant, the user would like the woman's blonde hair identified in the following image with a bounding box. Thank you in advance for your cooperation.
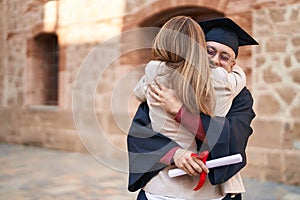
[152,16,215,116]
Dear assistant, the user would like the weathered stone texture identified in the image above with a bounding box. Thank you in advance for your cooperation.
[266,149,285,183]
[250,119,284,148]
[125,0,153,13]
[275,84,298,105]
[284,151,300,185]
[284,55,292,68]
[255,93,281,116]
[262,66,282,83]
[266,37,287,53]
[242,147,268,179]
[295,49,300,63]
[292,36,300,47]
[256,56,266,67]
[283,121,300,149]
[270,8,286,22]
[252,2,300,185]
[291,102,300,118]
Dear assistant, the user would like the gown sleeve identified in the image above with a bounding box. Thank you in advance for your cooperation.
[199,87,256,184]
[127,102,180,192]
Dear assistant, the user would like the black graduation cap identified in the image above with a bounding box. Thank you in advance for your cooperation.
[199,17,259,57]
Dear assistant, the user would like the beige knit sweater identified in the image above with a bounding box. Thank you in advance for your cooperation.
[134,60,246,199]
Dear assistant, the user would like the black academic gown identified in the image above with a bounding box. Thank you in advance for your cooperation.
[127,87,256,194]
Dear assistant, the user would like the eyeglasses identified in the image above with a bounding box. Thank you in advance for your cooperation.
[207,46,234,65]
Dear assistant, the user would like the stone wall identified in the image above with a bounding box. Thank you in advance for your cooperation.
[244,3,300,185]
[0,0,300,186]
[0,0,127,152]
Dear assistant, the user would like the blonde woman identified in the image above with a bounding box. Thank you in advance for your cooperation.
[133,16,223,200]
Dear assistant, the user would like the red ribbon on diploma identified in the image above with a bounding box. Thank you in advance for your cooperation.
[191,151,209,191]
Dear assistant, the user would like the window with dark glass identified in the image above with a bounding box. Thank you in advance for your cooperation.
[27,33,59,106]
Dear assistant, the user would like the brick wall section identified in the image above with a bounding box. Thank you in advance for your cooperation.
[244,3,300,185]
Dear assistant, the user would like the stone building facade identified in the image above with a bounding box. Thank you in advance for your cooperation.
[0,0,299,185]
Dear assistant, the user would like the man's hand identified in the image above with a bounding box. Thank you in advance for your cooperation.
[173,149,209,176]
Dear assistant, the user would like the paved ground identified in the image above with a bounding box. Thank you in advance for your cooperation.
[1,143,300,200]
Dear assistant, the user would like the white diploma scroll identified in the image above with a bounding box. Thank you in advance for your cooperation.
[168,154,243,178]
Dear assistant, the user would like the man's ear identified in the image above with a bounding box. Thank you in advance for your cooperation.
[230,60,236,71]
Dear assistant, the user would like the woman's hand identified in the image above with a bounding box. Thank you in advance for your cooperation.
[148,80,183,117]
[173,149,209,176]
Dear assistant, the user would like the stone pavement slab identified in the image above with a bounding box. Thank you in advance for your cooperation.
[243,178,300,200]
[0,143,135,200]
[1,143,300,200]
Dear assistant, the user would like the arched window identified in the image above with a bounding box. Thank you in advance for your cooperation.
[27,33,59,106]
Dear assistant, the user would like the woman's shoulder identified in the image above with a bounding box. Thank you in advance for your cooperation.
[210,67,228,84]
[146,60,163,69]
[145,60,167,74]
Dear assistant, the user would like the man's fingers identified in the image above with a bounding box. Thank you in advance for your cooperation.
[193,158,209,173]
[181,166,192,176]
[190,161,203,174]
[183,162,198,176]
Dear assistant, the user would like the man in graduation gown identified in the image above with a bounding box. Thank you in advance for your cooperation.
[127,17,258,200]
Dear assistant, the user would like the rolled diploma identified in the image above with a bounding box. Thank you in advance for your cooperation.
[168,154,242,178]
